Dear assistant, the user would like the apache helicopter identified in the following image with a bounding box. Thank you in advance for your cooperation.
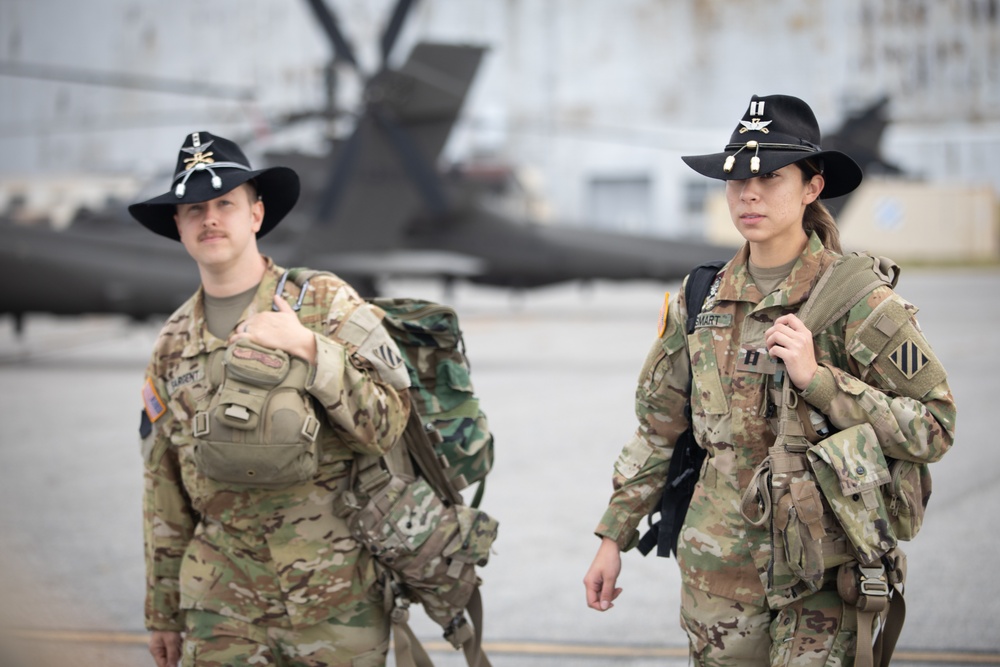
[0,0,893,333]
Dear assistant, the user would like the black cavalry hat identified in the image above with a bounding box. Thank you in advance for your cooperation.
[128,131,300,241]
[682,94,863,199]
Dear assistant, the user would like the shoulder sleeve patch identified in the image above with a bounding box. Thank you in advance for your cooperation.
[142,377,166,423]
[657,291,670,338]
[356,325,412,391]
[853,297,946,398]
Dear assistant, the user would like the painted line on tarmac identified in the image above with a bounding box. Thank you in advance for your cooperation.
[4,629,1000,664]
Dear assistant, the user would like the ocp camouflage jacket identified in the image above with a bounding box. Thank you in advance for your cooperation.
[596,233,956,609]
[140,258,410,631]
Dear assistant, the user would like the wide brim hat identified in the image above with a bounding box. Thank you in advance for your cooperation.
[682,94,863,199]
[128,131,300,241]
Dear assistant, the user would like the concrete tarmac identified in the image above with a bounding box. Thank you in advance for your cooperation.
[1,267,998,666]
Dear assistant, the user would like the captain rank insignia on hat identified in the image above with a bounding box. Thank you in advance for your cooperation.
[739,100,771,134]
[182,133,216,170]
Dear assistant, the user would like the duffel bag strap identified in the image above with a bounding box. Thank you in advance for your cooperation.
[380,566,493,667]
[381,570,435,667]
[450,587,492,667]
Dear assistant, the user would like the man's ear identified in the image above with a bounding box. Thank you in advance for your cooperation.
[251,198,264,233]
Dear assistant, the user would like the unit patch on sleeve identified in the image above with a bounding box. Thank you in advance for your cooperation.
[888,339,929,380]
[657,292,670,338]
[142,377,166,423]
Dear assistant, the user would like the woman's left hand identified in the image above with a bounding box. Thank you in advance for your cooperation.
[765,313,818,390]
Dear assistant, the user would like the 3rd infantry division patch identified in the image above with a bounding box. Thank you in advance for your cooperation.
[888,339,928,379]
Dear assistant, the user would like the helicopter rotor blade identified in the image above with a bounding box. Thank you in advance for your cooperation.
[371,107,448,216]
[380,0,419,67]
[303,0,360,69]
[314,124,364,224]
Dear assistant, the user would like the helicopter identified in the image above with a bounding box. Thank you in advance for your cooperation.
[1,0,896,332]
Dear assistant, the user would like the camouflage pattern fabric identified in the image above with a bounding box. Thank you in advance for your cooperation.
[595,233,957,612]
[349,475,499,630]
[140,258,410,634]
[807,423,895,566]
[372,297,494,496]
[680,581,857,666]
[182,608,389,667]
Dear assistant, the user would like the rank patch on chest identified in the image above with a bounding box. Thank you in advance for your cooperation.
[888,339,929,379]
[695,312,733,329]
[142,378,166,423]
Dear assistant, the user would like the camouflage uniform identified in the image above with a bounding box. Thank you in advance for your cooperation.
[140,258,410,666]
[596,234,956,665]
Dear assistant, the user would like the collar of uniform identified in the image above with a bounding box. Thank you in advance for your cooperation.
[179,256,285,359]
[714,231,827,308]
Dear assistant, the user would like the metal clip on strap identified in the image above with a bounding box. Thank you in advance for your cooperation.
[193,412,210,437]
[858,565,890,598]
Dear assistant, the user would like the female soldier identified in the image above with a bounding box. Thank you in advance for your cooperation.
[583,94,956,666]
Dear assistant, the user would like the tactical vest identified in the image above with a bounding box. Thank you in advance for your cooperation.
[191,340,321,487]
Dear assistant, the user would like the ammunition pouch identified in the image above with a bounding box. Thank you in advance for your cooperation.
[741,438,848,593]
[192,340,321,487]
[807,423,896,565]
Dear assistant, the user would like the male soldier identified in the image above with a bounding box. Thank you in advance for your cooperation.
[128,132,411,667]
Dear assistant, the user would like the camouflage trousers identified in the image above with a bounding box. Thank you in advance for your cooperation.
[679,581,858,667]
[181,607,389,667]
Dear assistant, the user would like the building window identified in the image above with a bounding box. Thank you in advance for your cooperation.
[586,175,652,234]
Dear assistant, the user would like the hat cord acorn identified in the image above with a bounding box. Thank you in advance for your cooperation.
[722,141,818,175]
[173,161,252,198]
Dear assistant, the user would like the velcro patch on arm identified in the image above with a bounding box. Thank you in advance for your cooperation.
[856,298,946,398]
[336,304,383,347]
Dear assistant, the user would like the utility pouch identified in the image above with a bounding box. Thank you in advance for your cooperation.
[885,459,932,541]
[349,474,499,630]
[774,478,827,586]
[807,423,896,565]
[741,439,827,591]
[192,340,321,487]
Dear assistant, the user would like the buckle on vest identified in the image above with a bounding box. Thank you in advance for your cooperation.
[193,412,210,437]
[858,565,890,597]
[302,415,320,442]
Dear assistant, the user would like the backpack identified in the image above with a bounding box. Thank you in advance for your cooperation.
[370,297,495,508]
[637,259,725,558]
[285,270,498,667]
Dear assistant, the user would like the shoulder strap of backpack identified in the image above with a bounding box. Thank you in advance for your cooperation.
[797,252,898,335]
[685,260,727,335]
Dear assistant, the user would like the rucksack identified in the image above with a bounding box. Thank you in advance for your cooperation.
[370,297,495,508]
[285,270,498,667]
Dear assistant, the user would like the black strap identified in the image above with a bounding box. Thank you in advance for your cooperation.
[638,260,725,558]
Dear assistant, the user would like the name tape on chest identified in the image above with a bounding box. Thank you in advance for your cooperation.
[168,368,205,396]
[695,312,733,329]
